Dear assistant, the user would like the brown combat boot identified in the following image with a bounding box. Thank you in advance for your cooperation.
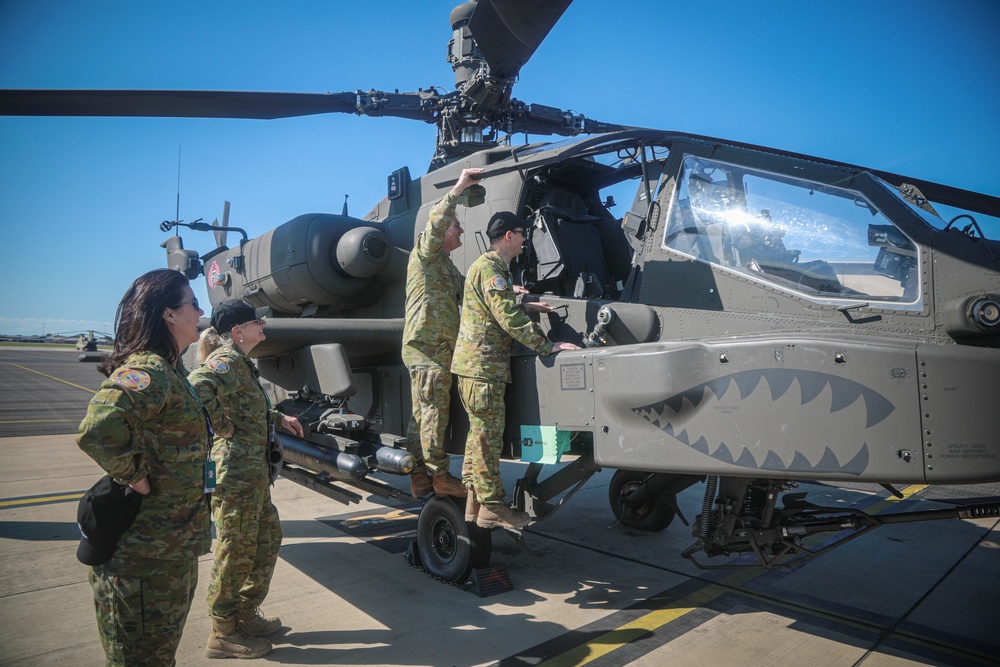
[238,607,282,637]
[431,472,468,497]
[410,472,432,499]
[206,618,272,659]
[465,485,481,522]
[476,502,530,530]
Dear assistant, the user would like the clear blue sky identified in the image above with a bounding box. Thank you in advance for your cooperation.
[1,0,998,336]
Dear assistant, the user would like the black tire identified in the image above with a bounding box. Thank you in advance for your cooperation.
[416,496,492,583]
[608,470,676,532]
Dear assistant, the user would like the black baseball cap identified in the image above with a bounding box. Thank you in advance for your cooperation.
[210,299,269,335]
[486,211,525,240]
[76,475,143,566]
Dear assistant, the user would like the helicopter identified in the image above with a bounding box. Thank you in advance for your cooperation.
[3,0,999,583]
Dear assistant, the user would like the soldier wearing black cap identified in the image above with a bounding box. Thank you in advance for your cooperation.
[189,298,303,659]
[452,211,580,530]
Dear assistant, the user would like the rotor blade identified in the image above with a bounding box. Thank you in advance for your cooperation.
[0,89,365,119]
[214,201,230,248]
[469,0,572,79]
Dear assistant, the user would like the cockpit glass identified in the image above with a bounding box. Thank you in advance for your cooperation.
[663,156,921,306]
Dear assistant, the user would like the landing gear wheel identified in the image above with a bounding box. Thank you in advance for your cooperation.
[609,470,676,532]
[416,496,492,583]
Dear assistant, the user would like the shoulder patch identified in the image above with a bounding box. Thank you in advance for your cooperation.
[113,369,151,391]
[207,358,230,374]
[489,275,508,291]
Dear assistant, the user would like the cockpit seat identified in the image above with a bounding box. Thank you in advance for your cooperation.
[530,204,612,298]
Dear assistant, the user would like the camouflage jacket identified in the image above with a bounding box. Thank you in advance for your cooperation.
[188,344,281,490]
[452,249,553,382]
[77,352,211,560]
[402,192,466,369]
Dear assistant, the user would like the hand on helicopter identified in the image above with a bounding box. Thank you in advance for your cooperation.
[280,414,304,438]
[524,300,554,314]
[450,167,485,196]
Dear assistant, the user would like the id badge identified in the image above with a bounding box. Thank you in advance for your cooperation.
[204,459,217,494]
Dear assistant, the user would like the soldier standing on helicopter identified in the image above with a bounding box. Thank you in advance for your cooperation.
[453,211,580,530]
[401,167,485,499]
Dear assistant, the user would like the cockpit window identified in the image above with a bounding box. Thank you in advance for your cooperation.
[663,156,920,305]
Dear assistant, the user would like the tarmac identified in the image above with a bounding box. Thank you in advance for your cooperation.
[1,347,998,666]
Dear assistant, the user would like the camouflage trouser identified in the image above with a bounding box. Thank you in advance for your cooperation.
[405,364,453,475]
[457,376,507,505]
[88,555,199,667]
[206,485,282,622]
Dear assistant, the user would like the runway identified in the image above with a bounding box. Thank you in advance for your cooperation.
[0,347,997,666]
[0,347,105,438]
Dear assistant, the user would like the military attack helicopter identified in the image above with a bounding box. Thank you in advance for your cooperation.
[4,0,999,583]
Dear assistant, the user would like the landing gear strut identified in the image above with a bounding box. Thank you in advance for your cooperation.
[682,476,1000,569]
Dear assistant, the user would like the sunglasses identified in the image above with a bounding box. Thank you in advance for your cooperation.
[172,298,200,310]
[230,318,265,335]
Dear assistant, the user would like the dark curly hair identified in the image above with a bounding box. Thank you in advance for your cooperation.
[98,269,191,377]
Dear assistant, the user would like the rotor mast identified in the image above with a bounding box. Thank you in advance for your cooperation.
[440,1,503,162]
[431,0,626,169]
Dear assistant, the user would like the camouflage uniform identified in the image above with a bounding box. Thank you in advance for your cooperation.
[77,352,211,667]
[402,192,465,475]
[452,250,553,504]
[188,344,283,625]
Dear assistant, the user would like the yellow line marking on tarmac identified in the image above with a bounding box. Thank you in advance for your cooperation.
[0,492,84,508]
[539,569,760,667]
[867,484,929,513]
[895,484,928,498]
[2,362,97,394]
[538,485,934,667]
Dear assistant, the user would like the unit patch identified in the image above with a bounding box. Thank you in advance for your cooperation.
[490,275,508,291]
[207,358,230,374]
[113,369,151,391]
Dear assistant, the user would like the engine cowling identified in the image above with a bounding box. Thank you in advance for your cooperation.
[204,214,392,314]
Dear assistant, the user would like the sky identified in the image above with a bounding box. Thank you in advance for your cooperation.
[1,0,998,337]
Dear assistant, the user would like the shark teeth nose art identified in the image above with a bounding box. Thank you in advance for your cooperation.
[631,369,895,475]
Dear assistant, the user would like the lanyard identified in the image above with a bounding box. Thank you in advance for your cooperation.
[175,364,215,456]
[244,356,277,445]
[176,364,218,494]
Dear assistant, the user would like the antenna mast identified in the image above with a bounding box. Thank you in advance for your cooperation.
[174,146,181,234]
